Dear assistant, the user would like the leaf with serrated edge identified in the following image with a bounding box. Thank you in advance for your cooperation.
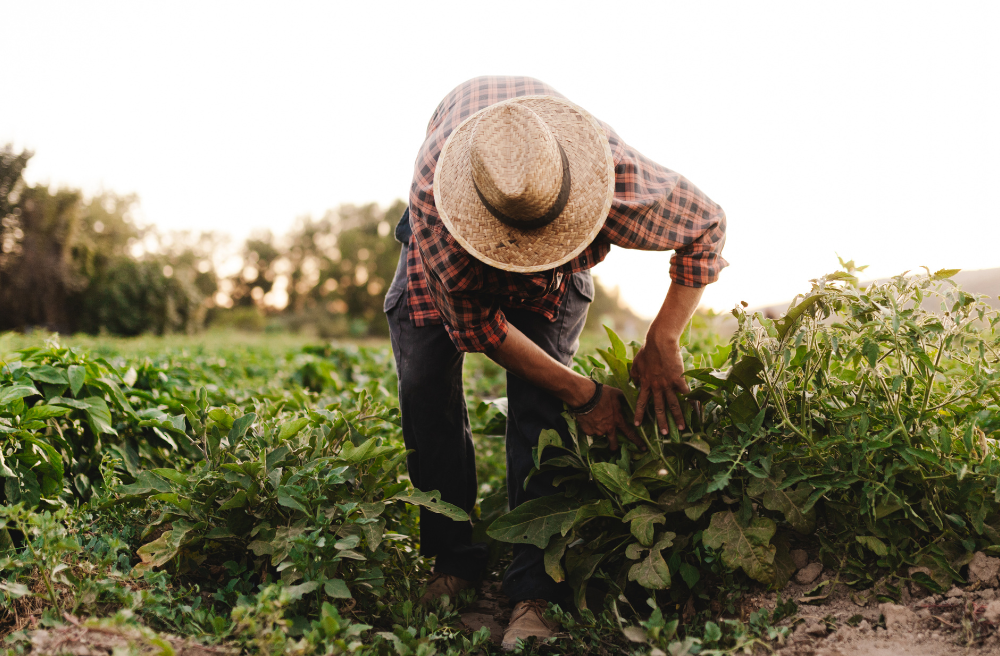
[702,511,777,584]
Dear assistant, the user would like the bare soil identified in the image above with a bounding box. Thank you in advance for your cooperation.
[751,553,1000,656]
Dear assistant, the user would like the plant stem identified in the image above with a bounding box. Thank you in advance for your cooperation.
[14,513,60,614]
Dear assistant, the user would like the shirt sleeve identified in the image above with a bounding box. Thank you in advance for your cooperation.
[416,226,510,353]
[601,128,728,287]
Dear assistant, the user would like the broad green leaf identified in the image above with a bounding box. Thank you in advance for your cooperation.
[729,356,765,389]
[931,268,961,280]
[26,366,68,385]
[116,470,172,496]
[136,532,178,570]
[228,412,256,447]
[0,450,16,478]
[67,366,85,397]
[747,477,816,534]
[534,429,563,468]
[25,437,64,484]
[679,562,701,588]
[0,385,39,406]
[605,325,627,362]
[627,533,675,590]
[152,468,189,486]
[591,462,651,505]
[728,391,760,426]
[544,532,572,582]
[566,548,604,611]
[856,535,888,556]
[152,493,192,512]
[276,487,308,513]
[776,296,821,341]
[360,518,386,551]
[266,445,292,472]
[219,490,248,511]
[91,377,136,418]
[340,438,396,464]
[24,404,71,421]
[277,417,310,441]
[285,580,321,600]
[78,396,116,436]
[0,581,31,598]
[684,501,712,521]
[862,340,879,368]
[486,495,580,548]
[702,511,777,584]
[622,505,666,547]
[324,578,352,599]
[391,489,470,522]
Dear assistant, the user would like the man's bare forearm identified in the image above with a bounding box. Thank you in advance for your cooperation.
[488,323,643,450]
[487,325,595,408]
[647,282,704,344]
[630,281,705,431]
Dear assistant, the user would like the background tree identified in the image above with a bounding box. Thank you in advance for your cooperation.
[0,144,209,335]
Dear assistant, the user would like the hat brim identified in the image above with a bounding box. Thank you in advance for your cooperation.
[434,96,615,273]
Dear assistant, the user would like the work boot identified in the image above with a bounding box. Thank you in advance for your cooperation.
[418,571,474,604]
[501,599,559,651]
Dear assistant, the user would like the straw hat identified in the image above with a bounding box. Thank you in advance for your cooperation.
[434,96,615,273]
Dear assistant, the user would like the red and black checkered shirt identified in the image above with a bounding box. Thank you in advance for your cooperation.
[407,76,728,353]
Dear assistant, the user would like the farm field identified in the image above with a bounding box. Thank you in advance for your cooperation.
[1,266,1000,656]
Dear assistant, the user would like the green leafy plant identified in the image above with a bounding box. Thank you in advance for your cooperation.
[116,387,466,608]
[488,265,1000,612]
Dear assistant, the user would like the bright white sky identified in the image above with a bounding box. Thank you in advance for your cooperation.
[3,1,998,316]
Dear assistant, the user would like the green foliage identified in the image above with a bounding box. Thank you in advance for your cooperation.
[488,266,1000,614]
[3,263,999,654]
[117,390,465,606]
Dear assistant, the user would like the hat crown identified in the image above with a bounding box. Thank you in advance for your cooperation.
[469,103,565,223]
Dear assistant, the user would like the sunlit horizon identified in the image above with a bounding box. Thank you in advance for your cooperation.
[4,1,998,318]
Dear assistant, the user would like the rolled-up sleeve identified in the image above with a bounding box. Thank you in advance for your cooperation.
[601,130,728,287]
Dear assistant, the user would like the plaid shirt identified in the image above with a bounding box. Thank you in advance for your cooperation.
[407,76,727,353]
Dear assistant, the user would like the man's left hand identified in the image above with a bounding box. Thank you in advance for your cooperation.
[630,335,690,433]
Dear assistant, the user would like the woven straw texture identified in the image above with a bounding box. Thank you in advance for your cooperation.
[434,95,615,273]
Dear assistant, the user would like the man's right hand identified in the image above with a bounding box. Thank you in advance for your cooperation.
[574,385,645,452]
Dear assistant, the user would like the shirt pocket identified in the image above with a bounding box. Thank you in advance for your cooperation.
[557,271,594,356]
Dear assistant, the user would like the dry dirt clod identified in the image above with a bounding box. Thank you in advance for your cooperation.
[983,599,1000,624]
[968,551,1000,586]
[795,562,824,585]
[879,602,917,636]
[945,586,964,598]
[790,549,809,570]
[857,619,872,633]
[805,619,827,636]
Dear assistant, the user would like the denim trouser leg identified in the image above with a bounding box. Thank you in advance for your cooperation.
[384,241,593,598]
[500,281,591,604]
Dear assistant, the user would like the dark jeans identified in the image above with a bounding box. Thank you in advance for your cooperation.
[384,241,593,604]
